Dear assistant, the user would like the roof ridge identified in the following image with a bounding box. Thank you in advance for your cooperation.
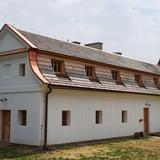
[11,25,160,75]
[17,27,158,67]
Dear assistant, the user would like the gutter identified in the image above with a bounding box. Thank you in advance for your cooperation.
[43,84,52,149]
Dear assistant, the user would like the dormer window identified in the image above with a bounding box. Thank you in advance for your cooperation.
[51,59,65,76]
[135,74,144,87]
[85,65,96,80]
[111,70,121,84]
[154,77,160,89]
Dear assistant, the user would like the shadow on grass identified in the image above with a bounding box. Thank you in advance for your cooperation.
[0,143,46,160]
[0,136,151,160]
[48,136,150,151]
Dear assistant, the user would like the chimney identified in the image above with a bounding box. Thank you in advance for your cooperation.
[157,59,160,66]
[72,41,81,45]
[85,42,103,50]
[113,52,122,56]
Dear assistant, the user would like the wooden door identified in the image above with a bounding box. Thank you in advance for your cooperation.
[2,110,10,142]
[144,108,149,134]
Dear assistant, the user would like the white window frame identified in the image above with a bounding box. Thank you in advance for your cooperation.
[95,110,102,124]
[122,110,127,123]
[62,110,71,126]
[18,110,27,126]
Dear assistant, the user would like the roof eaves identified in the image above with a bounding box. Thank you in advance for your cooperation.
[5,24,37,49]
[48,84,160,96]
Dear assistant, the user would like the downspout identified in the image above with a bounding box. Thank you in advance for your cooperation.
[43,84,52,149]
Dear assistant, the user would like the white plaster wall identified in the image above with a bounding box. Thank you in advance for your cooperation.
[47,89,160,145]
[0,53,44,93]
[0,29,26,52]
[0,51,46,146]
[0,91,45,145]
[0,111,2,141]
[0,28,42,92]
[0,29,46,145]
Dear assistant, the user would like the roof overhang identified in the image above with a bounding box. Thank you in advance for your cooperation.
[48,84,160,97]
[0,24,37,49]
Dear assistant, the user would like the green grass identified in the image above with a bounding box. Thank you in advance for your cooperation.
[1,136,160,160]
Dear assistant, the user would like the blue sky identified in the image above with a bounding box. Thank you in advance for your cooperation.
[0,0,160,64]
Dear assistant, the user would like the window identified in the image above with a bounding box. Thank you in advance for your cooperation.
[135,74,144,87]
[122,110,127,123]
[51,59,64,74]
[3,64,11,79]
[85,65,96,80]
[111,70,121,84]
[95,110,102,124]
[62,111,70,126]
[19,63,25,77]
[18,110,27,126]
[154,77,160,89]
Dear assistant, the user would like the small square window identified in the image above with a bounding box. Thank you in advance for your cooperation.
[85,65,96,80]
[18,110,27,126]
[95,110,102,124]
[51,60,63,74]
[135,74,140,84]
[111,70,122,84]
[135,74,144,87]
[154,77,160,89]
[122,110,127,123]
[62,111,70,126]
[19,64,25,77]
[111,70,118,81]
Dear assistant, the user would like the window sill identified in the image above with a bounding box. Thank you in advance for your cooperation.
[62,125,71,127]
[17,125,27,128]
[88,77,98,82]
[137,84,145,88]
[55,73,68,78]
[115,81,123,85]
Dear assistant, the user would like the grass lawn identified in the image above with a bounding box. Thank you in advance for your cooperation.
[1,136,160,160]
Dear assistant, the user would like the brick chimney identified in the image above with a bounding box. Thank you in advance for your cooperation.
[72,41,81,45]
[85,42,103,50]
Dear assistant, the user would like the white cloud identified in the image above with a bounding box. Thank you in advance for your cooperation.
[0,0,160,64]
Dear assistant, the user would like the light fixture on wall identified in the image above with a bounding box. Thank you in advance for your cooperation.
[0,98,7,102]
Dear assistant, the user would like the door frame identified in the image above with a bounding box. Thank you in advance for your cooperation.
[1,110,11,142]
[143,108,149,134]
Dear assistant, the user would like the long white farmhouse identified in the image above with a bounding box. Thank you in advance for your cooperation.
[0,24,160,147]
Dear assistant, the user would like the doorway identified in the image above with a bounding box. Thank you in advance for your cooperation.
[143,108,149,134]
[2,110,10,142]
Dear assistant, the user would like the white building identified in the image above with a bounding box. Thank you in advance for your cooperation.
[0,24,160,147]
